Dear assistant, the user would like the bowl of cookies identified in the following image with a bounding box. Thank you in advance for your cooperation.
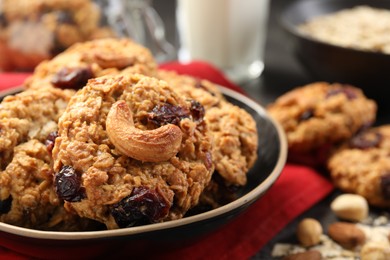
[0,38,287,258]
[280,0,390,106]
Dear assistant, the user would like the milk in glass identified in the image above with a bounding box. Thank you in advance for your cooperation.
[176,0,269,83]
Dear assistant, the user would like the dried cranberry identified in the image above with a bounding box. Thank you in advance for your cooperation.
[45,131,58,155]
[356,122,374,134]
[204,151,213,170]
[0,196,12,214]
[190,100,205,123]
[381,173,390,200]
[56,11,74,24]
[299,109,314,121]
[148,103,190,127]
[55,166,86,202]
[326,87,357,100]
[349,131,382,150]
[51,67,94,90]
[111,186,170,228]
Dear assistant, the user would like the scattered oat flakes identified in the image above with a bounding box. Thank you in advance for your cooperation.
[271,214,390,259]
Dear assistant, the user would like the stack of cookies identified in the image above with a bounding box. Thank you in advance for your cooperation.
[0,38,259,230]
[268,82,390,208]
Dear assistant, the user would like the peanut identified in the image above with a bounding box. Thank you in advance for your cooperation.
[296,218,323,247]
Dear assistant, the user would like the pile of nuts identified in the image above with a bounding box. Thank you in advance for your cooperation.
[271,194,390,259]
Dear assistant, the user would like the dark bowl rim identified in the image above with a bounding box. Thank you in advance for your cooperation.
[0,86,288,241]
[280,0,390,58]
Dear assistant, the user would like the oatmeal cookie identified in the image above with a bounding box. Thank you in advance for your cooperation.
[25,38,157,90]
[157,70,258,208]
[205,102,258,186]
[158,70,258,187]
[328,125,390,207]
[0,0,114,71]
[0,86,94,230]
[267,82,377,153]
[52,74,214,229]
[0,86,74,168]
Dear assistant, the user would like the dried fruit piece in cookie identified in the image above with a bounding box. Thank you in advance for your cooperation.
[267,82,377,153]
[328,125,390,207]
[52,74,214,229]
[25,38,157,90]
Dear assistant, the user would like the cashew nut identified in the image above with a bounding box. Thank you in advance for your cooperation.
[106,100,183,162]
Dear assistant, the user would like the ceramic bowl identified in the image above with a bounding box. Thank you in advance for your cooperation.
[0,86,287,259]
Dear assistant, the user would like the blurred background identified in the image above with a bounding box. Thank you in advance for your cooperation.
[152,0,311,106]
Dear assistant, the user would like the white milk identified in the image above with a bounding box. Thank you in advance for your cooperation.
[176,0,269,83]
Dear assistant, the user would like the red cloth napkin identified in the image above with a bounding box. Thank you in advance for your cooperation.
[0,62,334,259]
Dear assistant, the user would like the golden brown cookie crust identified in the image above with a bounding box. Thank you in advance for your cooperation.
[0,86,74,168]
[53,74,214,229]
[158,70,258,187]
[267,82,377,152]
[0,86,96,230]
[328,125,390,207]
[26,38,157,90]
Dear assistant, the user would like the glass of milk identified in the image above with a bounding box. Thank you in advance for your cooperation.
[176,0,270,83]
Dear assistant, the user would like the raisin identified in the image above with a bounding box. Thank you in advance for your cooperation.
[148,103,190,127]
[204,151,213,170]
[0,196,12,214]
[381,173,390,200]
[326,87,357,100]
[299,109,314,121]
[349,131,382,149]
[51,67,94,90]
[190,100,205,123]
[111,186,170,228]
[45,131,58,155]
[55,166,86,202]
